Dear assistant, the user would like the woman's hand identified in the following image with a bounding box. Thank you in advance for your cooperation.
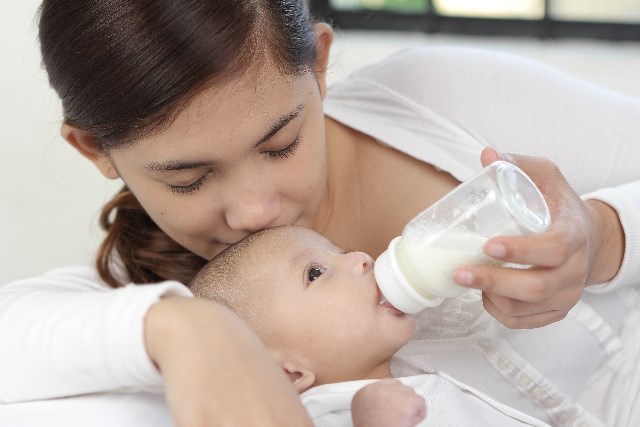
[452,148,625,329]
[352,379,427,427]
[145,297,312,427]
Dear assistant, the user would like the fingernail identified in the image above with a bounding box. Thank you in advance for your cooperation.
[454,270,474,286]
[484,242,506,259]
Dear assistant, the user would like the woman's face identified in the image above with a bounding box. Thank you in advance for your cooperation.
[107,61,329,259]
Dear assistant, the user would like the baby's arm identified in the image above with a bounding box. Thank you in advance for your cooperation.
[351,379,426,427]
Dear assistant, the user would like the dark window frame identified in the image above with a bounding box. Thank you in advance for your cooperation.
[309,0,640,41]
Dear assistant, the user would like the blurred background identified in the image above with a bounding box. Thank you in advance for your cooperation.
[2,0,640,284]
[316,0,640,33]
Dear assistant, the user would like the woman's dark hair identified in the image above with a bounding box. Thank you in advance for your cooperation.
[38,0,319,287]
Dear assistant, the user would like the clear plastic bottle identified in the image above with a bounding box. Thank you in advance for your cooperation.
[374,161,551,314]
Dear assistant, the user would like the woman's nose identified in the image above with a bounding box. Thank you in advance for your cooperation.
[343,251,374,274]
[224,186,281,233]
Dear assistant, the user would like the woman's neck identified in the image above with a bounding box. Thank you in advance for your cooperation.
[313,117,364,251]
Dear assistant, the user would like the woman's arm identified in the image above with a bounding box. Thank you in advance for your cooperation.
[0,266,311,425]
[0,265,183,402]
[145,297,312,426]
[581,180,640,293]
[339,47,640,192]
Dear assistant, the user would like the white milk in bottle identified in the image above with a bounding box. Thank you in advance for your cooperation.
[375,161,550,314]
[395,229,503,299]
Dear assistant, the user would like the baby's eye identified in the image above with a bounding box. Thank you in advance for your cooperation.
[307,266,325,284]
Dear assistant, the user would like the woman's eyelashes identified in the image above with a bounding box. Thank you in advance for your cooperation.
[265,135,301,159]
[306,265,326,284]
[167,136,302,195]
[168,173,210,195]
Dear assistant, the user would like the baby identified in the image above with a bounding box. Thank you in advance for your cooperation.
[190,225,548,427]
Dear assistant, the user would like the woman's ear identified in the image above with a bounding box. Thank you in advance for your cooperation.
[312,22,334,99]
[281,361,316,394]
[61,124,119,179]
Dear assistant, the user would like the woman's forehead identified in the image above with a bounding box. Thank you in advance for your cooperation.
[179,72,306,135]
[109,77,314,168]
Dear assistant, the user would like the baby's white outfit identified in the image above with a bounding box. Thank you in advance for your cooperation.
[303,371,549,426]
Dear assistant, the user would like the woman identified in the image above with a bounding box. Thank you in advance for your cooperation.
[2,0,640,425]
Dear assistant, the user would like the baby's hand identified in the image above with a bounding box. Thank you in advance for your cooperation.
[351,379,427,427]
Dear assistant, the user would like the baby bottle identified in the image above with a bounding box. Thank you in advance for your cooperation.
[374,161,551,314]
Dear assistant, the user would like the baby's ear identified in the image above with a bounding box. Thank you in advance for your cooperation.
[270,348,316,393]
[281,361,316,394]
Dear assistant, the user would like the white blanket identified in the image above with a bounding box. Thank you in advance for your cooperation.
[0,392,172,427]
[0,373,548,427]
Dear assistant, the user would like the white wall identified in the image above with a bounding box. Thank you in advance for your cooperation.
[1,1,122,284]
[2,1,640,284]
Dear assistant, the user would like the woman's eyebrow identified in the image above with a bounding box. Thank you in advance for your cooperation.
[253,103,304,149]
[145,160,214,172]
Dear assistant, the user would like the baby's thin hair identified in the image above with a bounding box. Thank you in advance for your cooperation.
[189,227,287,335]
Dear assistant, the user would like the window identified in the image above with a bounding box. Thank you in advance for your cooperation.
[313,0,640,40]
[331,0,428,14]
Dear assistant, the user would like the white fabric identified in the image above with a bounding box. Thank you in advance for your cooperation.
[0,392,171,427]
[0,372,547,427]
[323,47,640,427]
[0,263,192,403]
[302,373,550,427]
[324,47,640,193]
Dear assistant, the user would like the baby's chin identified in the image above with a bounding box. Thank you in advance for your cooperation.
[385,317,417,353]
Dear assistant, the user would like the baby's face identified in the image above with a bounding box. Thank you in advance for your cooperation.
[252,226,416,384]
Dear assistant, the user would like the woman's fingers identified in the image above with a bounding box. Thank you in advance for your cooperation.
[483,226,581,269]
[468,149,599,329]
[480,147,501,166]
[481,295,569,329]
[454,262,574,303]
[453,228,588,329]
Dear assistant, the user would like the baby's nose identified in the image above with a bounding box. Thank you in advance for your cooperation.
[344,251,374,273]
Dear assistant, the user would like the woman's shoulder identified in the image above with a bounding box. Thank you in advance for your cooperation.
[348,46,541,82]
[334,46,565,106]
[328,46,539,116]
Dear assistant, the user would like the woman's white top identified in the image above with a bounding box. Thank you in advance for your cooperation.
[323,47,640,427]
[0,264,190,402]
[1,47,640,426]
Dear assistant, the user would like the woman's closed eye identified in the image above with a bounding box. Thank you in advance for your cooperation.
[306,265,326,284]
[265,135,301,159]
[167,136,301,196]
[168,172,211,195]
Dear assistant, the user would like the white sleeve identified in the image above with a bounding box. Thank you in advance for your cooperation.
[582,182,640,292]
[0,264,192,403]
[351,47,640,194]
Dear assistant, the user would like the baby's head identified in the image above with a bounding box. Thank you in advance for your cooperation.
[190,225,415,392]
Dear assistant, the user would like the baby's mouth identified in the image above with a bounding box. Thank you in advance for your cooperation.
[376,283,406,316]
